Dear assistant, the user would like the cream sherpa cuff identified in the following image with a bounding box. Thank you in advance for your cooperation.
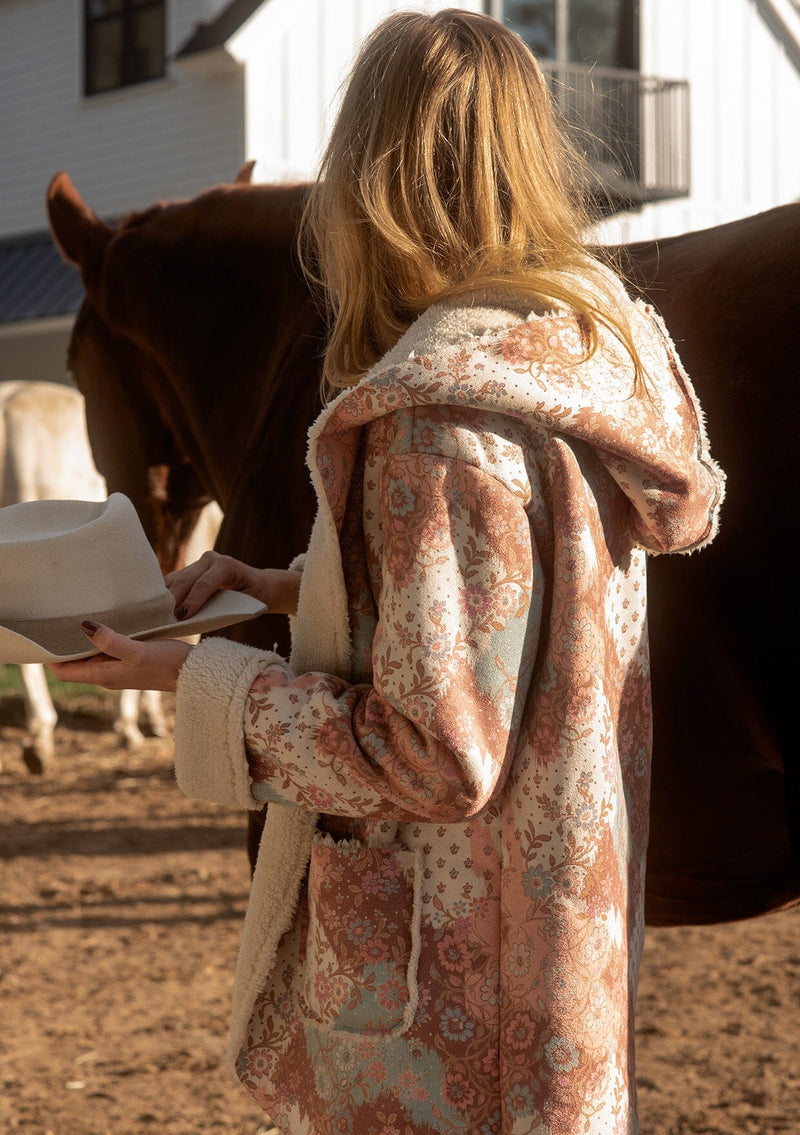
[174,635,287,809]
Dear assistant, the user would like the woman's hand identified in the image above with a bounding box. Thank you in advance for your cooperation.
[48,623,192,692]
[166,553,301,621]
[47,554,302,692]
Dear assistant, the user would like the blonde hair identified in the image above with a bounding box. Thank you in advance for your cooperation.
[301,8,642,393]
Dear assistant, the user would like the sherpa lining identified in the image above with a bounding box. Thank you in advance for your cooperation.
[174,635,323,1068]
[226,803,318,1068]
[174,636,284,809]
[173,503,356,1069]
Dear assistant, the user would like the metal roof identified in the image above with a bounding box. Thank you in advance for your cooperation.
[0,232,85,326]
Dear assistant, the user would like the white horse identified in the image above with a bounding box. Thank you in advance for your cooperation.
[0,380,221,773]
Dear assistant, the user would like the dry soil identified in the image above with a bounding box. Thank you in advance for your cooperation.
[1,686,798,1135]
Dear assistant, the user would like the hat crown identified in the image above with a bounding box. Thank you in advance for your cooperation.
[0,494,164,619]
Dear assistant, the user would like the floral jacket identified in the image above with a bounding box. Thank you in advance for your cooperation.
[174,273,724,1135]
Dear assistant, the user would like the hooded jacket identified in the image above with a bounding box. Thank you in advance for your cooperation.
[174,272,724,1135]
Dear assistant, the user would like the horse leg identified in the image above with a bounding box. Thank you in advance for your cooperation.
[19,663,57,774]
[139,689,168,738]
[114,689,146,750]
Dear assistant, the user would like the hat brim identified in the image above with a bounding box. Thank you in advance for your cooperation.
[0,591,269,665]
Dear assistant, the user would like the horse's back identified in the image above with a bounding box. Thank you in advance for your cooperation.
[0,380,106,508]
[619,206,800,923]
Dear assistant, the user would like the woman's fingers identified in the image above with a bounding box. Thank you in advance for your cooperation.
[165,551,220,610]
[165,552,255,620]
[48,622,192,692]
[164,556,300,618]
[82,620,146,663]
[48,621,145,687]
[49,653,131,689]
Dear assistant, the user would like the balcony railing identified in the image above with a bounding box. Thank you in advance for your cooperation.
[539,61,691,213]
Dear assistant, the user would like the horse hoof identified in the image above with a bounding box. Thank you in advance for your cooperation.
[22,744,47,775]
[142,721,169,739]
[115,726,145,751]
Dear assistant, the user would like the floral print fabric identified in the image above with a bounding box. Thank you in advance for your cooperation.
[302,838,422,1037]
[245,432,537,824]
[194,282,724,1135]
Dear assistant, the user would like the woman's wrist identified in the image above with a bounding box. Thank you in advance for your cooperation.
[257,569,301,616]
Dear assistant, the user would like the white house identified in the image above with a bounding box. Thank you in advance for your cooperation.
[593,0,800,241]
[1,0,798,385]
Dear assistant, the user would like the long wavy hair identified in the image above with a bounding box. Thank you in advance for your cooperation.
[301,8,642,393]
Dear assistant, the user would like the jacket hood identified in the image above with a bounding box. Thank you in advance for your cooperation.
[309,267,725,557]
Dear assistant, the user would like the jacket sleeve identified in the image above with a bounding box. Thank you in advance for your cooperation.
[174,451,540,821]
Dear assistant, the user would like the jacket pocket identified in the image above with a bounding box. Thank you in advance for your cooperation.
[301,835,422,1038]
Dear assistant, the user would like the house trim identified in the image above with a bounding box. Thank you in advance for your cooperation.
[175,0,269,58]
[0,316,76,341]
[754,0,800,70]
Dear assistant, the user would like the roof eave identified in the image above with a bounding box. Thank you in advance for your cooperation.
[174,0,270,59]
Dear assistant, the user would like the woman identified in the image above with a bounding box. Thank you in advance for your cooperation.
[52,10,724,1134]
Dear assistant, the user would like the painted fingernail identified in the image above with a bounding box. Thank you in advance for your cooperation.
[175,605,189,621]
[81,620,100,636]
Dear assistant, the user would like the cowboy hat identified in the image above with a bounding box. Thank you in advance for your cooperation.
[0,493,267,664]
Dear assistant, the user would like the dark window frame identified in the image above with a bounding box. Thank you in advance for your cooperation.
[84,0,167,97]
[486,1,640,71]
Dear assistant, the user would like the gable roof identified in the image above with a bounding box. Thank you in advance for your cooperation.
[175,0,270,58]
[0,232,84,325]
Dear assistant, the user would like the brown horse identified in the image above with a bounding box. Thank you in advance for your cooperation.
[47,172,800,926]
[618,214,800,924]
[47,174,321,657]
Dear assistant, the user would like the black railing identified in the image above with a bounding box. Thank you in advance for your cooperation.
[539,61,691,212]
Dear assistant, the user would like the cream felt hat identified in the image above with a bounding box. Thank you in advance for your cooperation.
[0,493,267,664]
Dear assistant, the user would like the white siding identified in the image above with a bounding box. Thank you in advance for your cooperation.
[229,0,799,236]
[2,0,797,243]
[593,0,800,243]
[230,0,485,183]
[0,0,246,238]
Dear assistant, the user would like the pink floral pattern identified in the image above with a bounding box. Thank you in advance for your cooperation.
[230,288,724,1134]
[301,838,421,1036]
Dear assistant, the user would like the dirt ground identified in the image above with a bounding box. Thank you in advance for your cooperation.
[2,686,799,1135]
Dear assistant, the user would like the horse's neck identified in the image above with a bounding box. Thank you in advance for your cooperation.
[162,377,242,509]
[159,287,323,512]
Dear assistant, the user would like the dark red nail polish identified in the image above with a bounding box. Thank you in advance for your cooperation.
[175,605,188,620]
[81,620,100,636]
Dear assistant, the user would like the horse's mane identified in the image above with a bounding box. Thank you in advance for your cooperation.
[116,181,311,241]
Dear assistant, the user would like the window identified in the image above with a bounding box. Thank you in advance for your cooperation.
[496,0,639,70]
[84,0,166,96]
